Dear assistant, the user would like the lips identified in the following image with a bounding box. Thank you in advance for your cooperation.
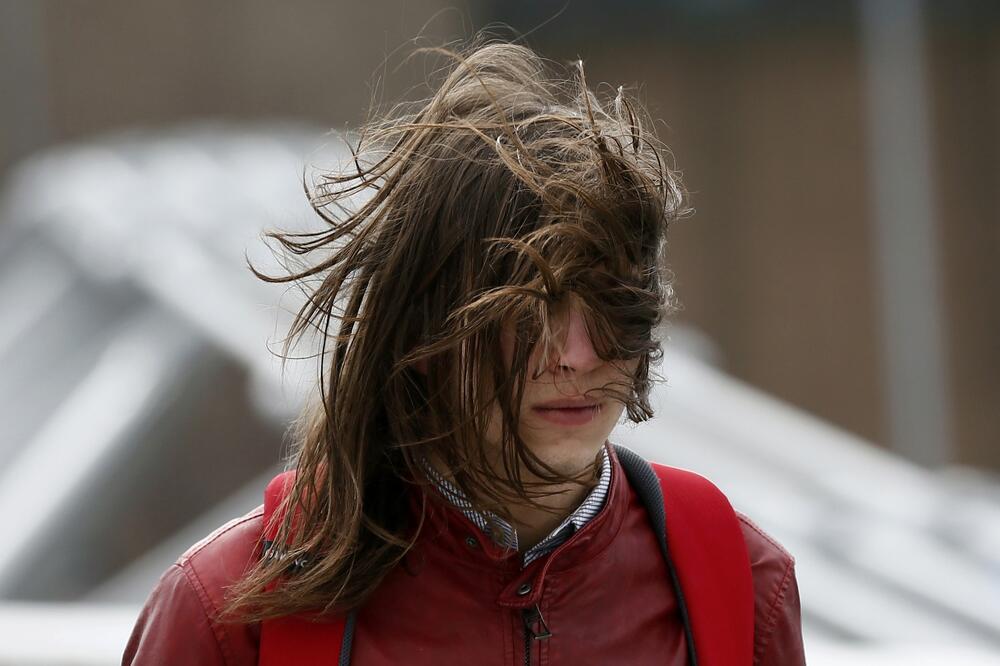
[532,400,601,426]
[534,398,599,410]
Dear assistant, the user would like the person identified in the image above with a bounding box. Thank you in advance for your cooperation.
[123,39,805,665]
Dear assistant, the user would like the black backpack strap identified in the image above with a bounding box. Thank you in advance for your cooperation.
[339,609,357,666]
[613,444,698,666]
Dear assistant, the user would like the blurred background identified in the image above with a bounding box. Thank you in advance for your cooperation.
[1,0,998,664]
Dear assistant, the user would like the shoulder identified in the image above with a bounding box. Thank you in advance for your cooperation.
[639,459,804,664]
[641,462,795,574]
[122,506,265,666]
[176,504,267,611]
[734,511,795,580]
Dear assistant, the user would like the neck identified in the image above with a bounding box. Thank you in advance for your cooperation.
[504,479,595,549]
[425,446,606,551]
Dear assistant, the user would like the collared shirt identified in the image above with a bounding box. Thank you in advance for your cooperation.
[422,445,612,567]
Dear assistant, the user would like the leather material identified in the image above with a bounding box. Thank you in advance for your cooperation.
[123,510,264,665]
[123,449,805,665]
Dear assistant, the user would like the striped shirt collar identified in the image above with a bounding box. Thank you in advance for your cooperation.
[422,444,612,567]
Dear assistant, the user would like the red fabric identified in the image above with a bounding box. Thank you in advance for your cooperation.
[262,472,295,542]
[653,463,755,665]
[259,614,346,665]
[123,448,806,665]
[256,450,757,665]
[258,470,348,664]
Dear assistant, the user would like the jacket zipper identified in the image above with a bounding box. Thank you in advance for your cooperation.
[521,604,551,666]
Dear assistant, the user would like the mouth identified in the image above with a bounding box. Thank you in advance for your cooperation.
[531,402,601,426]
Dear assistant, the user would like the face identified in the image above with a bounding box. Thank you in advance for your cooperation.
[488,293,639,480]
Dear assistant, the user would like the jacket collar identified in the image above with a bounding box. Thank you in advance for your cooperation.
[420,446,612,566]
[407,441,630,609]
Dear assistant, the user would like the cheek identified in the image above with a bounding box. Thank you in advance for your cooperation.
[499,324,543,377]
[604,398,628,424]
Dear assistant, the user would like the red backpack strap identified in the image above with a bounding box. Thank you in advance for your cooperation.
[653,462,755,665]
[259,613,354,666]
[262,470,297,544]
[614,445,755,666]
[258,470,355,666]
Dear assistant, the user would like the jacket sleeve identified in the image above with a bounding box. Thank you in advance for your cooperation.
[738,513,806,666]
[754,556,806,666]
[122,564,228,665]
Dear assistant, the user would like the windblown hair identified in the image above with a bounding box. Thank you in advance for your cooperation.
[221,39,687,622]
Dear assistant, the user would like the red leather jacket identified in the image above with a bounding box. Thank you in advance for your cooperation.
[123,452,805,665]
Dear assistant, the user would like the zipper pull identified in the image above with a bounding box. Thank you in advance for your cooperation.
[522,603,552,640]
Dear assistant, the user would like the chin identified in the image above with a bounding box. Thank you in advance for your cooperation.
[526,434,608,471]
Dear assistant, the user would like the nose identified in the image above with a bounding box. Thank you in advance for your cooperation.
[542,300,602,376]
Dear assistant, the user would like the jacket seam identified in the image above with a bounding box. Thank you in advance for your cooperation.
[752,554,795,665]
[737,513,794,562]
[179,508,263,564]
[171,563,232,665]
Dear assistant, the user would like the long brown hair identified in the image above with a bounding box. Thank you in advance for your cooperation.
[221,37,687,622]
